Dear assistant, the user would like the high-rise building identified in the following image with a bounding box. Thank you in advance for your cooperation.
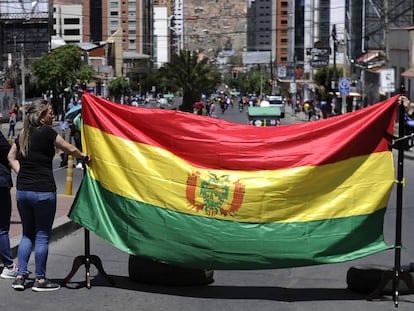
[247,0,272,51]
[274,0,289,66]
[171,0,184,53]
[87,0,145,53]
[82,0,153,76]
[153,4,169,67]
[0,0,50,69]
[53,0,83,44]
[287,0,333,80]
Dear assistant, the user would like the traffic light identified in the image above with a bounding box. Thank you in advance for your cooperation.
[232,69,238,79]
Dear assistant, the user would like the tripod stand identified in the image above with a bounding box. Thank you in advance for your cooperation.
[63,161,114,288]
[63,228,114,288]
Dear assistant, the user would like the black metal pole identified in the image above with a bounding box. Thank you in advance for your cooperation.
[393,99,406,307]
[84,228,91,289]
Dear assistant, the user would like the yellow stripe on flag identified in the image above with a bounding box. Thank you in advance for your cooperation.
[84,125,394,224]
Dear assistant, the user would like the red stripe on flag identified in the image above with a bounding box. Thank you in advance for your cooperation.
[81,93,398,171]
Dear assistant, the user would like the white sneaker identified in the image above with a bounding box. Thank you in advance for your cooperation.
[32,279,60,292]
[1,264,18,279]
[76,163,83,169]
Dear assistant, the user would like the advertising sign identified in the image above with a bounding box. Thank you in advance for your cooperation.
[379,68,395,93]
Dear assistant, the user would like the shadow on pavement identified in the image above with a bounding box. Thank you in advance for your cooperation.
[58,273,414,303]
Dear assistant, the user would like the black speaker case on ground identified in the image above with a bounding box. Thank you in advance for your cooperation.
[347,265,414,295]
[128,255,214,286]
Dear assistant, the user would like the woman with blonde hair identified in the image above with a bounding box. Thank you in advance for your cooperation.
[7,99,90,291]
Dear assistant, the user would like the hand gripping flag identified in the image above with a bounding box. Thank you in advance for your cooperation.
[69,93,399,270]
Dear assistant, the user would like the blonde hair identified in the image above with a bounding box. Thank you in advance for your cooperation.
[18,99,51,157]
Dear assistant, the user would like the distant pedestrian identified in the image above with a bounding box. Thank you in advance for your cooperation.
[209,101,217,118]
[0,131,17,280]
[7,112,16,139]
[7,99,90,292]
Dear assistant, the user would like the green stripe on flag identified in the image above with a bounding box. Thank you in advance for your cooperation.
[69,171,391,270]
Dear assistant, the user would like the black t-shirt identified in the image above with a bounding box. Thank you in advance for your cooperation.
[16,125,58,192]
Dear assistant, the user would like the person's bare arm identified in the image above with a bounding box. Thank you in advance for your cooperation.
[7,143,20,173]
[55,135,90,163]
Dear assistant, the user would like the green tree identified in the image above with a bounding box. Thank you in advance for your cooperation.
[313,65,343,94]
[107,77,130,103]
[225,68,271,96]
[32,44,95,116]
[126,59,155,96]
[159,50,221,112]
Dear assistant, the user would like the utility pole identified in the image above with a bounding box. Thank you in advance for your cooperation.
[331,24,337,92]
[384,0,389,67]
[21,43,25,121]
[342,27,348,114]
[292,53,297,113]
[331,24,339,113]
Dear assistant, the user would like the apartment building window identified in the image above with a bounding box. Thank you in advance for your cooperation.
[110,20,119,27]
[128,20,136,27]
[64,29,80,36]
[64,18,79,25]
[110,2,118,8]
[111,11,118,16]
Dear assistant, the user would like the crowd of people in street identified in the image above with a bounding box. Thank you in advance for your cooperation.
[192,92,282,118]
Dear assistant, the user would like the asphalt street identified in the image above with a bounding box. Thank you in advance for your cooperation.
[1,102,414,310]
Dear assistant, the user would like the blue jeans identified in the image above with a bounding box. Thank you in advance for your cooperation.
[16,190,56,279]
[0,187,14,268]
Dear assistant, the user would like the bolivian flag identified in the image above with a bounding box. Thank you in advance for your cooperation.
[69,93,399,270]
